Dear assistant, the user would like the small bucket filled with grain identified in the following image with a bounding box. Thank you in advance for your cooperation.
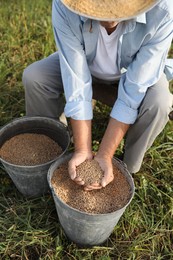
[48,153,135,246]
[0,116,70,197]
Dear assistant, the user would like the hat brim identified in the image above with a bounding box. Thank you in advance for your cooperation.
[61,0,160,21]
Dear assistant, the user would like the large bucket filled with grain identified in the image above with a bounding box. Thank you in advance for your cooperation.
[48,153,135,246]
[0,116,70,197]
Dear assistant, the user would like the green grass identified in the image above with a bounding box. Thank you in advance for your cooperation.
[0,1,173,259]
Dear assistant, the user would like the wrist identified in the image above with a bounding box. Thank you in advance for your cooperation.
[95,151,113,161]
[75,148,92,156]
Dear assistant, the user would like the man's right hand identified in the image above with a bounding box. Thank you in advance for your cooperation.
[68,150,93,185]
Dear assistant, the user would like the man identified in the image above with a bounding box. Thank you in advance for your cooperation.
[23,0,173,190]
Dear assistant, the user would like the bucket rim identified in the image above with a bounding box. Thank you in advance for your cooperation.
[48,153,135,217]
[0,116,69,130]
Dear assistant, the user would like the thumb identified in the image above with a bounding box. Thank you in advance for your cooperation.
[68,162,76,180]
[101,170,114,187]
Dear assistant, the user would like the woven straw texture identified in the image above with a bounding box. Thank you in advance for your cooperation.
[61,0,158,20]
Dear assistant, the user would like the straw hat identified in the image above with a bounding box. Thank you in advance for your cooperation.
[60,0,160,21]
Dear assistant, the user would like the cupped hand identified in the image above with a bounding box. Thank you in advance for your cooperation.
[84,154,114,191]
[68,150,93,185]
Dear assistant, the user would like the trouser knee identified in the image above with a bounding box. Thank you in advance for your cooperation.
[139,78,172,121]
[22,63,42,94]
[123,75,172,173]
[22,61,64,118]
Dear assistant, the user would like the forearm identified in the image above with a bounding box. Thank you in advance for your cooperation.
[70,118,92,153]
[97,117,129,159]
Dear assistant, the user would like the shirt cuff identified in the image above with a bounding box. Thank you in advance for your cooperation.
[110,99,138,124]
[64,100,93,120]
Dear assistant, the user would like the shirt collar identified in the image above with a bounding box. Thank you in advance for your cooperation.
[134,13,146,24]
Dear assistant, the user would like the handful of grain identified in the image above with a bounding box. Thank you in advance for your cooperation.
[76,159,104,186]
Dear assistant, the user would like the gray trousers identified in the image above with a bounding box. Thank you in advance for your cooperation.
[22,52,173,173]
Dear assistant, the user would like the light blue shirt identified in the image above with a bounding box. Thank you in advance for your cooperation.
[52,0,173,124]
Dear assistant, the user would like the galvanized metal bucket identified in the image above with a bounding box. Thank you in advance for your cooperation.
[0,117,70,197]
[48,153,135,246]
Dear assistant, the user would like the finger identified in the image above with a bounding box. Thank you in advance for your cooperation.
[74,176,83,182]
[84,185,102,191]
[101,172,114,187]
[84,183,102,190]
[68,163,76,180]
[74,179,85,186]
[87,182,101,187]
[74,176,85,185]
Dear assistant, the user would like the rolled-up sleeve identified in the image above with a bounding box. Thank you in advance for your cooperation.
[52,0,93,120]
[111,17,173,124]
